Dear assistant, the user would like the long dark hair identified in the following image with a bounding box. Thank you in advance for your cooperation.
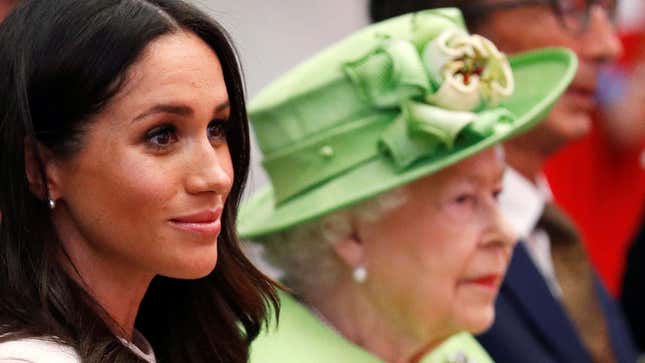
[0,0,278,362]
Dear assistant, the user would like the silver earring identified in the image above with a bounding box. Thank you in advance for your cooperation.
[48,198,56,210]
[352,266,367,284]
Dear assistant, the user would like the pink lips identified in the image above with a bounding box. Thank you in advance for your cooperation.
[169,208,222,237]
[462,274,503,291]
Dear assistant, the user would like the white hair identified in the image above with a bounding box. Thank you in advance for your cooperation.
[256,187,408,295]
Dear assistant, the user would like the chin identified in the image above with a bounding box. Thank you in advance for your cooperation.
[547,101,594,142]
[161,249,219,279]
[560,112,592,140]
[459,304,496,334]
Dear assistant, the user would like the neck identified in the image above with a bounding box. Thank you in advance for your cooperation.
[303,277,444,363]
[54,208,152,340]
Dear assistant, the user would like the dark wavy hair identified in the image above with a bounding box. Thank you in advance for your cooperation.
[0,0,278,362]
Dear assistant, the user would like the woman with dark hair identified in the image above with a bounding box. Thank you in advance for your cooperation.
[0,0,278,362]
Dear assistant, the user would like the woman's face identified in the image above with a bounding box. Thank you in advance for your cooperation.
[358,147,515,341]
[48,31,234,280]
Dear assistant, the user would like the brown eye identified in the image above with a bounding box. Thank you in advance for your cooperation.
[208,119,229,145]
[146,124,178,148]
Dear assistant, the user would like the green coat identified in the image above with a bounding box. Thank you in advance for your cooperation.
[250,293,494,363]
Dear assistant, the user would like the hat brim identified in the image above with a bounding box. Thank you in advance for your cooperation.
[238,48,577,239]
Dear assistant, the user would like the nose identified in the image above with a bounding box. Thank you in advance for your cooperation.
[185,139,233,196]
[580,5,623,64]
[481,199,517,249]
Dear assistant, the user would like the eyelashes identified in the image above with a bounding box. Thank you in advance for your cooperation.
[144,119,231,151]
[145,124,178,148]
[207,119,230,144]
[451,187,503,207]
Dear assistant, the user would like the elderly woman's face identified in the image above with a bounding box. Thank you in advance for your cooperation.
[48,31,233,279]
[358,148,515,339]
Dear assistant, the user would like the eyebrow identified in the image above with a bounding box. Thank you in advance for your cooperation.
[462,167,506,185]
[132,101,230,123]
[215,101,230,114]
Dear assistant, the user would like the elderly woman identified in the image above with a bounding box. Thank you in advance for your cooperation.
[238,9,577,363]
[0,0,277,362]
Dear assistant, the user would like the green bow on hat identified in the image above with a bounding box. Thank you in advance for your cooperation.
[342,29,516,169]
[238,8,577,239]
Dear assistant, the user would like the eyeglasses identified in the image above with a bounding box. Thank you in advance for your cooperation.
[462,0,617,34]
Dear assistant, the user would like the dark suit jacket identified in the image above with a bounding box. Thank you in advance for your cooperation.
[622,213,645,353]
[477,242,637,363]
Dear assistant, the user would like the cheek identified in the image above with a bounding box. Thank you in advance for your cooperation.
[411,226,484,328]
[218,144,234,196]
[412,224,484,322]
[425,225,481,282]
[60,143,180,248]
[365,215,487,333]
[402,221,481,298]
[544,98,592,135]
[96,150,178,217]
[375,206,482,283]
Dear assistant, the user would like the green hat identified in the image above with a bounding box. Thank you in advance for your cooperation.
[238,8,577,239]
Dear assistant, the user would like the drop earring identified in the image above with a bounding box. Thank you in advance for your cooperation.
[352,266,367,284]
[48,198,56,210]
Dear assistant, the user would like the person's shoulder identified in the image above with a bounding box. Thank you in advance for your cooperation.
[249,292,381,363]
[0,337,81,363]
[421,332,495,363]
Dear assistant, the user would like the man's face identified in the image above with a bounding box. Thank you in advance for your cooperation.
[476,1,622,154]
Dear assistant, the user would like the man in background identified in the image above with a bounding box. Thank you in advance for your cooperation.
[370,1,636,362]
[543,0,645,297]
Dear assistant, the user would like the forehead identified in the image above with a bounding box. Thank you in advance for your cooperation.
[444,147,505,180]
[474,2,569,50]
[111,30,228,109]
[409,147,506,191]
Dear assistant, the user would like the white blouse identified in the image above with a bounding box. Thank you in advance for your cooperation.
[0,338,81,363]
[0,331,156,363]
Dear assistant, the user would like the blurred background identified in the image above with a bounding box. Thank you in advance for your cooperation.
[190,0,370,193]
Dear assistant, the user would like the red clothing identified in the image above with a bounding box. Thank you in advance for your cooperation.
[545,120,645,296]
[545,30,645,297]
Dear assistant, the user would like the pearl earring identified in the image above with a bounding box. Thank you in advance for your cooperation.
[353,266,367,284]
[48,198,56,210]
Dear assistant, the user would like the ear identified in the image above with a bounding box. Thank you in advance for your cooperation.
[329,219,366,270]
[24,137,64,201]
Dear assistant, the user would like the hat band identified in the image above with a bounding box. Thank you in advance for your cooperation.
[262,112,394,204]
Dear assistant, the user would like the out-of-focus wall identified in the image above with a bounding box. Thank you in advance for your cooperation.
[190,0,369,194]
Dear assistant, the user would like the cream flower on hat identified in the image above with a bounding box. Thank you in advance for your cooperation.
[423,28,514,111]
